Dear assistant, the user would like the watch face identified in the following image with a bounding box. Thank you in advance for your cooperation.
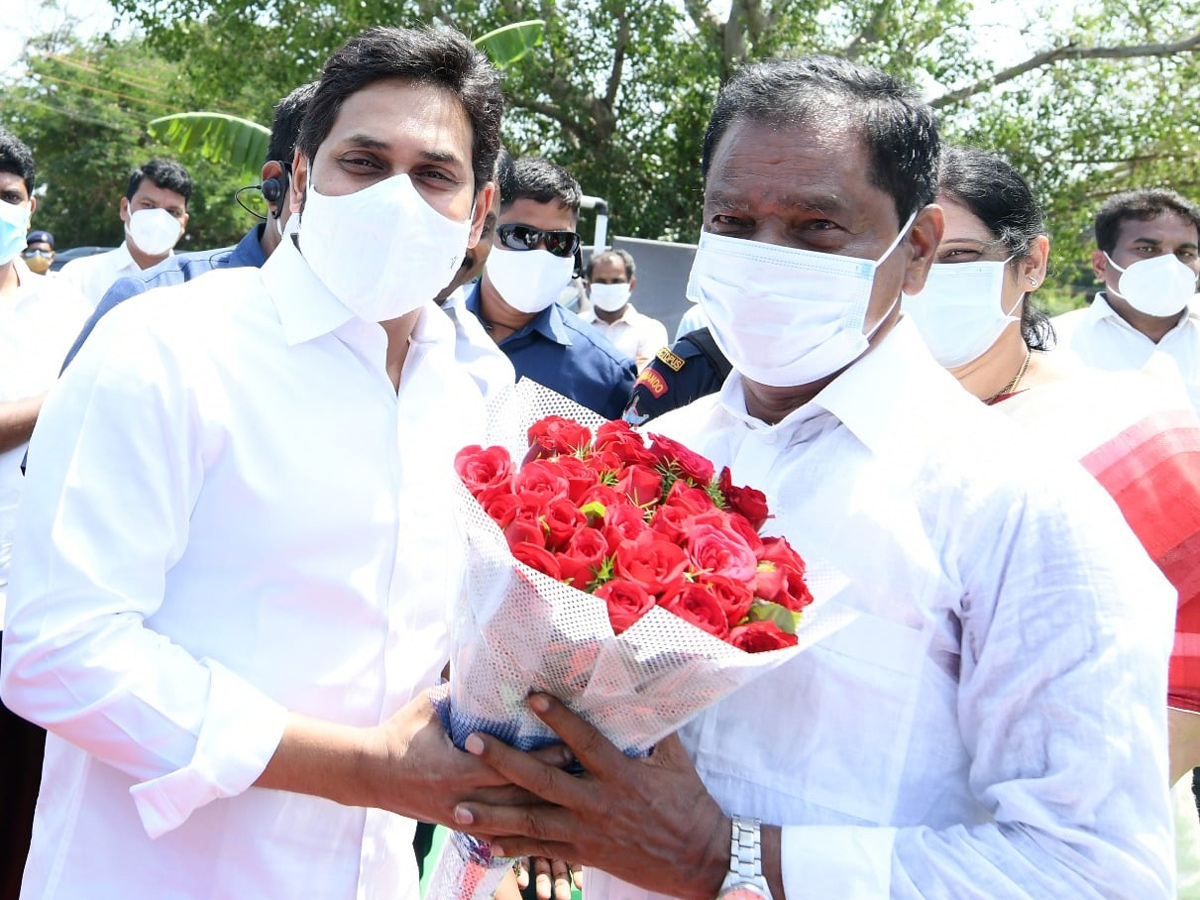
[718,884,771,900]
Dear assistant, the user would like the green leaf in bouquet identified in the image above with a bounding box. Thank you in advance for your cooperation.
[747,599,802,635]
[585,554,617,592]
[580,500,607,524]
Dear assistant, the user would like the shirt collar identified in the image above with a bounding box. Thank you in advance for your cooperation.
[229,224,268,269]
[465,283,573,347]
[716,316,957,455]
[259,235,356,346]
[1088,291,1197,336]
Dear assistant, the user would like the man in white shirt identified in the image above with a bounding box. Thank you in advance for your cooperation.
[583,248,668,370]
[57,158,192,306]
[0,125,91,900]
[1053,189,1200,409]
[452,56,1176,899]
[0,26,554,900]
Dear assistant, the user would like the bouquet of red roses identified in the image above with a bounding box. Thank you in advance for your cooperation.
[426,380,852,900]
[457,415,815,652]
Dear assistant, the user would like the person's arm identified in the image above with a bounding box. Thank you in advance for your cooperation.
[0,394,44,453]
[453,470,1176,900]
[58,275,149,374]
[0,314,533,839]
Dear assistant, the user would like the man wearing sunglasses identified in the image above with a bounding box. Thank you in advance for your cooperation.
[21,231,54,275]
[465,155,636,419]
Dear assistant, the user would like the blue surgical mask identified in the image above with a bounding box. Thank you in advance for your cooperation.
[0,201,31,266]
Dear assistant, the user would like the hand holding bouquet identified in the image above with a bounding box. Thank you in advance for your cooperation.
[426,381,853,900]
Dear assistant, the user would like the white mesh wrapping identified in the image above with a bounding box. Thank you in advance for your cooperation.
[426,379,855,900]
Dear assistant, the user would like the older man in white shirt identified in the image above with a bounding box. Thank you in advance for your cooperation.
[1053,189,1200,410]
[583,248,668,370]
[0,26,549,900]
[453,56,1176,900]
[57,158,191,307]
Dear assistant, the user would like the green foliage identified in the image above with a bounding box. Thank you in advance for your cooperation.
[5,0,1199,296]
[2,31,261,249]
[148,113,270,182]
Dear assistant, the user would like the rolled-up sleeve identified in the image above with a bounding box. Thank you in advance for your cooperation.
[0,306,288,837]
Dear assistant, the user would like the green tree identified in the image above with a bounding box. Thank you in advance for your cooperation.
[35,0,1200,305]
[2,29,263,249]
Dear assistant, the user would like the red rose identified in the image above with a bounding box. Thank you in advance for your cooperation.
[581,446,625,477]
[728,620,798,652]
[695,573,755,626]
[543,496,587,552]
[726,511,765,556]
[512,542,562,580]
[685,523,758,582]
[614,532,690,596]
[578,483,623,518]
[594,578,656,634]
[602,503,651,553]
[524,416,593,461]
[504,516,545,550]
[660,581,730,639]
[555,527,610,590]
[649,501,691,544]
[454,445,514,496]
[476,486,519,528]
[648,433,716,484]
[616,464,663,507]
[718,467,770,531]
[551,454,600,504]
[664,479,717,516]
[594,420,657,466]
[754,537,813,612]
[512,460,571,506]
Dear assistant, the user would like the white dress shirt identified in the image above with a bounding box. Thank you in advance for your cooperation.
[1053,292,1200,411]
[0,259,91,623]
[1,235,486,899]
[584,303,669,370]
[442,283,516,397]
[57,240,171,308]
[588,318,1175,900]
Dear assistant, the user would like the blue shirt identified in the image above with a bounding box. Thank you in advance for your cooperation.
[60,225,268,372]
[465,283,636,420]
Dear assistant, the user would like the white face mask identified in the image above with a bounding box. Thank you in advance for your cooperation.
[590,282,631,313]
[0,201,31,266]
[903,258,1021,368]
[127,207,182,256]
[299,171,471,322]
[686,212,916,387]
[486,245,575,315]
[1105,252,1198,318]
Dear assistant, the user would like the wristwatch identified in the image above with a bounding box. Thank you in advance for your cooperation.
[715,816,774,900]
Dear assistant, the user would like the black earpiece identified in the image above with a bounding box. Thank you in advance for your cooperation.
[260,177,285,204]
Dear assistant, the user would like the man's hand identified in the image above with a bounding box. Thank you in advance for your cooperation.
[450,693,730,900]
[256,689,569,827]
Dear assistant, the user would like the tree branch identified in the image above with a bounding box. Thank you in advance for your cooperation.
[605,10,630,109]
[507,94,589,143]
[931,31,1200,108]
[842,0,893,61]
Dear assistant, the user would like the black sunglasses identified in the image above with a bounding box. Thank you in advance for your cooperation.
[495,223,580,259]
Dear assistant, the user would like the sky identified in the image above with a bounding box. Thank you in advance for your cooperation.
[3,0,122,78]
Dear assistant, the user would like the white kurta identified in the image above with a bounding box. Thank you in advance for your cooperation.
[57,241,168,308]
[0,259,91,622]
[1,236,486,899]
[591,318,1176,899]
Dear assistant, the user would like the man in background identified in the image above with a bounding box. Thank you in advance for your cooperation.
[59,84,316,371]
[582,248,667,370]
[464,155,635,419]
[58,157,192,306]
[21,231,54,275]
